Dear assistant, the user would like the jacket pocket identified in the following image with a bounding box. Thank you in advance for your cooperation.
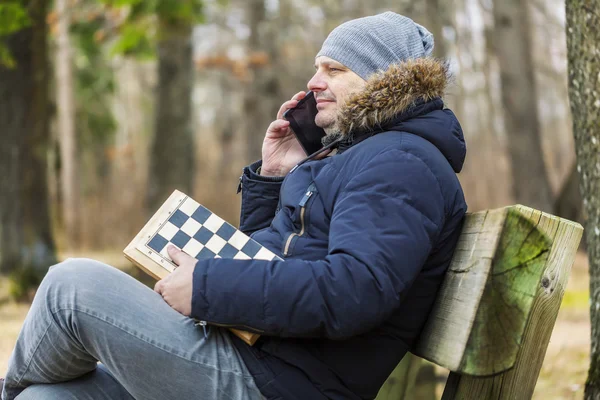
[282,182,318,257]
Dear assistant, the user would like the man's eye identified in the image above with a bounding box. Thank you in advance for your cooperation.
[330,68,341,72]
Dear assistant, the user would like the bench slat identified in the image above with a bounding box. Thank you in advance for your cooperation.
[413,205,582,382]
[413,207,508,373]
[441,206,583,399]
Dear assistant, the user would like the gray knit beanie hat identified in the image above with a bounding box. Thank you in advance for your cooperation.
[316,12,434,80]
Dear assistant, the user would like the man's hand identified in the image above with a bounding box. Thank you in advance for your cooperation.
[154,245,195,316]
[261,91,330,176]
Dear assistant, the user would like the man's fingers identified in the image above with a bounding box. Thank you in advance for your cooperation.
[267,119,291,136]
[292,91,306,101]
[167,245,186,266]
[276,92,306,119]
[167,245,198,268]
[154,279,164,294]
[277,100,298,120]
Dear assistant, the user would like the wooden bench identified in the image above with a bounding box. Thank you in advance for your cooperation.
[376,205,584,400]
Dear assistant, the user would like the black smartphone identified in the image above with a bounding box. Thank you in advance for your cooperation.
[283,91,326,155]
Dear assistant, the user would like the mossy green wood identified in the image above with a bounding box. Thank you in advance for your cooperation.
[375,353,420,400]
[375,353,437,400]
[413,208,509,373]
[379,205,582,399]
[458,207,552,375]
[442,206,583,399]
[413,206,558,376]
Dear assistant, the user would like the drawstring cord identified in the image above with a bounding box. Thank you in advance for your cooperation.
[288,137,344,174]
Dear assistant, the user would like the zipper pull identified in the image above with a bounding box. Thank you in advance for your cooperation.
[236,175,243,194]
[195,320,208,338]
[299,183,317,207]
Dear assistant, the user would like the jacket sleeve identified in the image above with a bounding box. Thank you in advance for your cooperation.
[238,160,285,235]
[192,150,445,339]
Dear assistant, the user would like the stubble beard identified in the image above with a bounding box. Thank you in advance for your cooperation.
[316,110,343,147]
[321,126,343,147]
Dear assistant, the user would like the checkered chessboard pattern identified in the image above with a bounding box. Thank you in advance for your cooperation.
[138,196,282,269]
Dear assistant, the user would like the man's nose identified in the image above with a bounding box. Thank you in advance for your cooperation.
[307,72,327,92]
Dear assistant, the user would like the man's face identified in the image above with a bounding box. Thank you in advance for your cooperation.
[307,56,366,135]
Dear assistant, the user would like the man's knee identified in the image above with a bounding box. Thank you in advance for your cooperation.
[41,258,118,297]
[32,258,127,317]
[48,257,114,277]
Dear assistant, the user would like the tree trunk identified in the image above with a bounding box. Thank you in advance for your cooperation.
[0,0,57,297]
[243,0,281,162]
[55,0,81,247]
[554,163,585,229]
[146,21,194,212]
[565,1,600,398]
[492,0,554,212]
[424,0,449,58]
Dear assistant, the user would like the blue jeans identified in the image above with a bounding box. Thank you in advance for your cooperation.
[1,259,264,400]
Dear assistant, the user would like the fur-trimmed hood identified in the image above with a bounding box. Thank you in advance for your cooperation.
[337,58,449,136]
[331,57,466,173]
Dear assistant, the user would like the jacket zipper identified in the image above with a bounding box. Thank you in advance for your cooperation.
[283,183,317,256]
[236,174,243,194]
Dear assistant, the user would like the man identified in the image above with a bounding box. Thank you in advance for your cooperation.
[2,12,466,400]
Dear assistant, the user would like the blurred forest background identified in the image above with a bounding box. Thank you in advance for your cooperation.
[0,0,597,398]
[0,0,583,259]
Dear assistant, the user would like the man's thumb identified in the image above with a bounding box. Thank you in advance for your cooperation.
[167,245,185,266]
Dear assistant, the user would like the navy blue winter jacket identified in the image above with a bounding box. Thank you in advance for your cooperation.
[191,58,467,399]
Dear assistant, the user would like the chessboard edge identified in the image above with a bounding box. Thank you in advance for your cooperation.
[122,189,262,346]
[123,248,168,280]
[123,190,187,279]
[230,329,261,346]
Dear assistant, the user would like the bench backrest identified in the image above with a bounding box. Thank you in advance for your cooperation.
[378,205,583,399]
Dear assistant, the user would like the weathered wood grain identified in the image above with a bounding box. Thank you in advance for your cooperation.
[442,205,583,399]
[458,207,552,376]
[413,207,509,373]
